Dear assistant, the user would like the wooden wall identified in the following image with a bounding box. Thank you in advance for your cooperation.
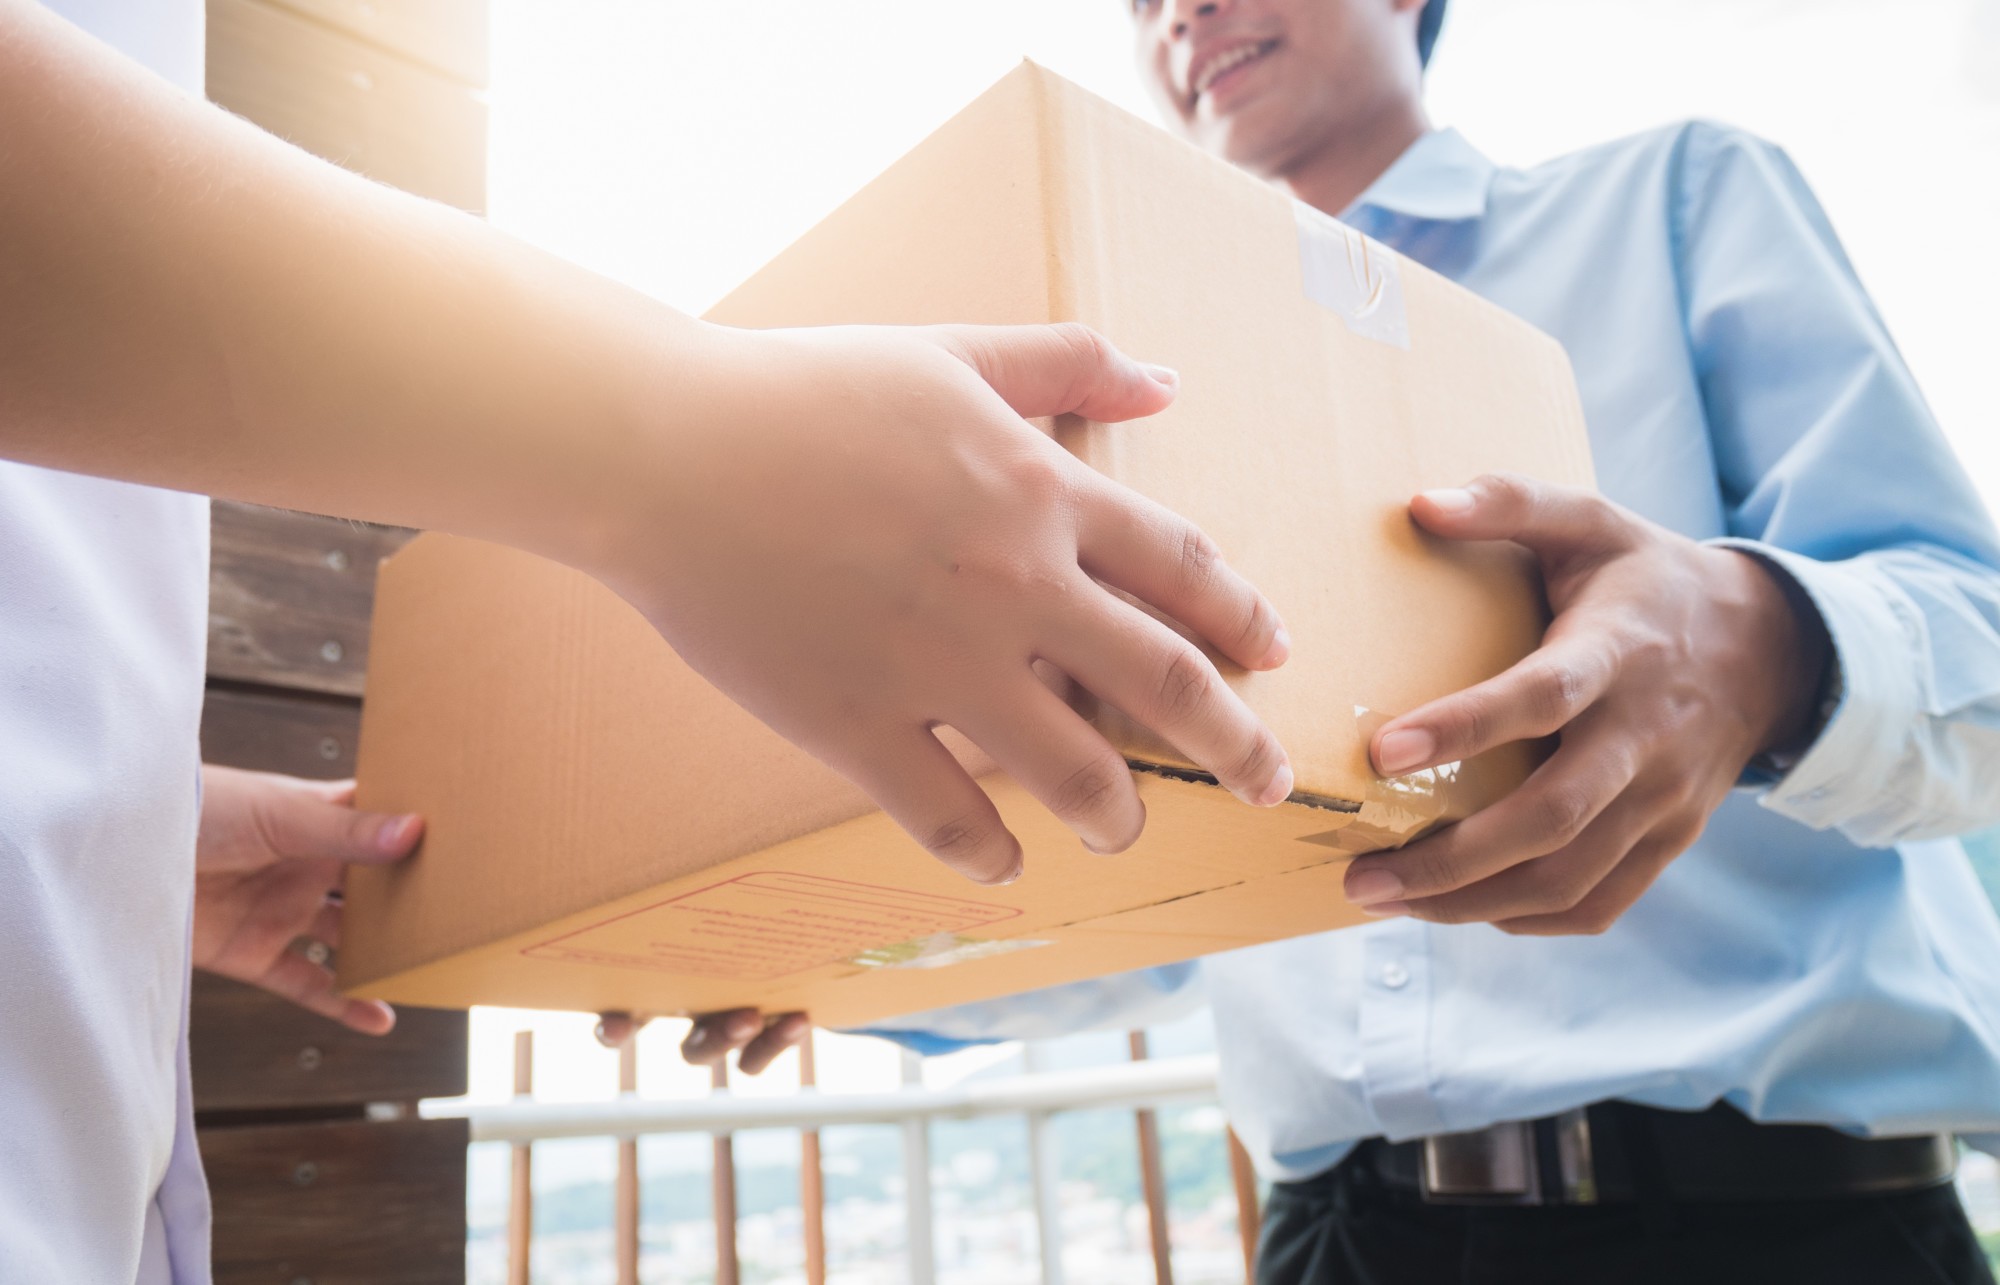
[198,3,488,1280]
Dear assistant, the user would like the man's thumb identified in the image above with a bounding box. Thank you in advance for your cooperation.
[933,322,1177,425]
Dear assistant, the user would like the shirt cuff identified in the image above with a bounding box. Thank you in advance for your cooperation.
[1708,538,1925,836]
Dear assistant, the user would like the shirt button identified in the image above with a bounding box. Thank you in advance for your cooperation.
[1378,961,1411,990]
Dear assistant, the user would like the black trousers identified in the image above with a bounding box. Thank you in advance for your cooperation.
[1257,1161,1996,1285]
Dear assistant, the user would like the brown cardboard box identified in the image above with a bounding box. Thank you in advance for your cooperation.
[341,63,1594,1028]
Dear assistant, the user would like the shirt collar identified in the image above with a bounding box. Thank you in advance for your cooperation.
[1341,127,1495,224]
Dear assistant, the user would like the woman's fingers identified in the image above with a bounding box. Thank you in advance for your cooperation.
[845,728,1024,885]
[953,678,1146,856]
[1076,475,1289,673]
[1042,590,1292,809]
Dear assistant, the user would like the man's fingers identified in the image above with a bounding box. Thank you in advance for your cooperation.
[260,784,423,867]
[1077,478,1289,673]
[1345,733,1639,908]
[956,679,1146,855]
[1410,472,1632,563]
[595,1011,644,1049]
[851,729,1023,885]
[1387,785,1657,925]
[682,1009,763,1067]
[1043,592,1292,808]
[738,1013,810,1076]
[1494,831,1688,937]
[1369,632,1616,777]
[261,952,396,1035]
[930,322,1177,424]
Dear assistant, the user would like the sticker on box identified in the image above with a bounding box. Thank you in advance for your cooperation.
[849,932,1053,972]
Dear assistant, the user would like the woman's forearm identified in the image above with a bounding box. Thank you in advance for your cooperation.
[0,0,712,567]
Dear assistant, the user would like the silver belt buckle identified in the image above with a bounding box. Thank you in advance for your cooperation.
[1419,1109,1598,1205]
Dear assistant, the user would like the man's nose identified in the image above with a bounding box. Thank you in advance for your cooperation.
[1168,0,1229,40]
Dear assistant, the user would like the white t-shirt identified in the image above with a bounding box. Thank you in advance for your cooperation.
[4,8,213,1283]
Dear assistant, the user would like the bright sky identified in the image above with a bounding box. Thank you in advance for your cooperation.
[466,0,2000,1170]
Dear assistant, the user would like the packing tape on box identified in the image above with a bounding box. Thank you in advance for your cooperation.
[1298,706,1464,853]
[1294,204,1410,349]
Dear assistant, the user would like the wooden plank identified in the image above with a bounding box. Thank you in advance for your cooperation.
[508,1032,533,1285]
[713,1061,740,1285]
[202,1115,468,1285]
[192,973,468,1112]
[207,500,414,697]
[201,687,362,780]
[1129,1032,1176,1285]
[616,1040,640,1285]
[261,0,489,86]
[1227,1128,1260,1284]
[208,0,487,212]
[799,1035,827,1285]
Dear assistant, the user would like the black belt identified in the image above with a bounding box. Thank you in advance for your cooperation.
[1337,1101,1955,1206]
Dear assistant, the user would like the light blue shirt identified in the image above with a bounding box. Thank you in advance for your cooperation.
[866,122,2000,1184]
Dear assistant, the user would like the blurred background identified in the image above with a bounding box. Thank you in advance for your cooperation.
[444,2,2000,1281]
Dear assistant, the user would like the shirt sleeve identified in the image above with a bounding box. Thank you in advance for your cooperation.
[1675,121,2000,845]
[850,961,1206,1053]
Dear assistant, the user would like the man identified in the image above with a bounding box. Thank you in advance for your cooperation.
[0,1,1300,1280]
[677,1,2000,1280]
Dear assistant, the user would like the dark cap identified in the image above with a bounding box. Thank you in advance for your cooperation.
[1418,0,1448,66]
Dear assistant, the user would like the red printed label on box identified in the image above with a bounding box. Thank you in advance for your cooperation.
[522,872,1022,981]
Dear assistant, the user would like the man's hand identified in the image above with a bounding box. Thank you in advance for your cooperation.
[1342,474,1831,934]
[194,765,423,1034]
[595,1009,809,1077]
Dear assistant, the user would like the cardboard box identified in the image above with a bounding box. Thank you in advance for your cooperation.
[342,63,1594,1028]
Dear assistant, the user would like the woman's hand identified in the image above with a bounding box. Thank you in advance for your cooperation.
[607,322,1296,885]
[194,765,423,1033]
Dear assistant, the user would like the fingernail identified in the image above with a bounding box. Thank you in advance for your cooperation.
[1143,362,1179,390]
[726,1012,760,1041]
[1261,626,1292,669]
[991,858,1025,886]
[375,815,418,853]
[1420,487,1477,515]
[1376,728,1435,777]
[1361,901,1409,919]
[1253,762,1294,808]
[684,1026,708,1050]
[1346,867,1405,906]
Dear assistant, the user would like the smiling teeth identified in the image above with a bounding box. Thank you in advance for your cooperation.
[1194,42,1271,99]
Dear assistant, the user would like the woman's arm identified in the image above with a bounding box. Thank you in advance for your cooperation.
[0,3,1296,881]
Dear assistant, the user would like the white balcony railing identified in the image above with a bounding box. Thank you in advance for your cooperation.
[423,1030,1261,1285]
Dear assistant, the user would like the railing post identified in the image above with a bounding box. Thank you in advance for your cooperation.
[506,1030,533,1285]
[900,1048,937,1285]
[1128,1032,1175,1285]
[1023,1042,1066,1285]
[615,1037,640,1285]
[712,1060,740,1285]
[799,1032,827,1285]
[1227,1127,1261,1284]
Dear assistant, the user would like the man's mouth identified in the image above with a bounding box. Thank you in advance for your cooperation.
[1188,39,1282,109]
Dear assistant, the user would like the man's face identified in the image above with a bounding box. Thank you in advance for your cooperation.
[1130,0,1423,178]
